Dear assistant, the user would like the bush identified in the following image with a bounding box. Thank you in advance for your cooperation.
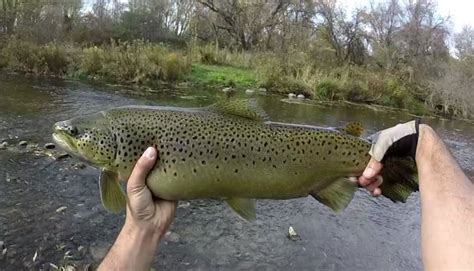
[315,79,341,100]
[161,52,189,81]
[40,44,70,75]
[260,76,312,97]
[79,46,105,76]
[0,39,70,75]
[75,40,190,83]
[3,39,44,74]
[384,78,408,108]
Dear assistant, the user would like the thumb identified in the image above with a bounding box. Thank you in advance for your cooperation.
[363,158,383,179]
[127,147,157,194]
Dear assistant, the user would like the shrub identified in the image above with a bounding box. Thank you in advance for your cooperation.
[41,44,70,75]
[260,76,312,97]
[3,39,44,74]
[161,52,189,81]
[75,40,190,83]
[79,46,105,77]
[315,79,341,100]
[0,39,70,75]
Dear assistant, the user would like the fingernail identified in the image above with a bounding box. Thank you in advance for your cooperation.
[144,147,155,159]
[363,167,374,178]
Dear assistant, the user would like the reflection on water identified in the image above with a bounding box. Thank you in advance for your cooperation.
[0,73,472,270]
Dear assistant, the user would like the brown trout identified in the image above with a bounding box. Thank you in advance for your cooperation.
[52,100,418,220]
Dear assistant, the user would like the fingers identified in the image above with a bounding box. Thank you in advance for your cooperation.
[366,176,382,191]
[357,158,384,197]
[127,147,157,195]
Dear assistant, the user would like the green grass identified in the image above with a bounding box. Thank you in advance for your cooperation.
[189,64,257,88]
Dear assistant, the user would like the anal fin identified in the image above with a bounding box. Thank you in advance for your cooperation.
[311,178,356,212]
[99,170,126,213]
[225,198,256,222]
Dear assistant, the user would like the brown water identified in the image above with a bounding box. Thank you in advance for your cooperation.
[0,74,472,270]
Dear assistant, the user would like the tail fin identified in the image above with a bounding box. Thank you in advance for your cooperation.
[379,156,419,202]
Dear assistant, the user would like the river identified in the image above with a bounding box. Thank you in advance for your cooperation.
[0,74,472,270]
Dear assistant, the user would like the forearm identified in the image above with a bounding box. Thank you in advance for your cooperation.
[416,125,474,270]
[98,220,161,271]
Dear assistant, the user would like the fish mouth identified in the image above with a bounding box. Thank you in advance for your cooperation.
[52,131,78,154]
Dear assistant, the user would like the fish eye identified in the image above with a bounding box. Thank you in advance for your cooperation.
[68,126,78,136]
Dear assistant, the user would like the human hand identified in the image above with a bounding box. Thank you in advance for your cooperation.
[98,147,177,270]
[125,147,177,241]
[357,120,421,196]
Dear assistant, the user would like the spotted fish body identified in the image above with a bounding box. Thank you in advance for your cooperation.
[53,101,418,220]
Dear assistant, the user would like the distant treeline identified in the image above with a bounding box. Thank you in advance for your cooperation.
[0,0,472,119]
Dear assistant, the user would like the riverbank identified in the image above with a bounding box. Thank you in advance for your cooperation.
[0,39,471,120]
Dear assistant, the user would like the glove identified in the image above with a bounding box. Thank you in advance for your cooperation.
[369,119,421,163]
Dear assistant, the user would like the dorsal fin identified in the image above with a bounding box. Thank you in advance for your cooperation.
[210,98,267,121]
[337,121,364,137]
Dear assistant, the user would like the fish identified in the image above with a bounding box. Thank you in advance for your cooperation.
[52,99,418,221]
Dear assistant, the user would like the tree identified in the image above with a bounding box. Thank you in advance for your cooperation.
[196,0,289,50]
[314,0,368,65]
[366,0,402,69]
[454,26,474,60]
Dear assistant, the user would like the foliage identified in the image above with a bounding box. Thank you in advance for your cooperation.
[0,0,472,118]
[1,38,70,75]
[315,79,341,101]
[74,41,190,83]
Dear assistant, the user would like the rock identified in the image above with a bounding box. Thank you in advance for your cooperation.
[32,250,38,262]
[54,152,70,160]
[19,141,28,146]
[90,244,109,261]
[178,201,190,208]
[288,226,300,240]
[1,248,6,260]
[297,94,305,99]
[0,142,8,150]
[245,89,255,94]
[56,206,67,213]
[258,88,267,92]
[222,87,233,93]
[165,231,181,243]
[44,143,55,149]
[72,162,86,170]
[288,93,297,99]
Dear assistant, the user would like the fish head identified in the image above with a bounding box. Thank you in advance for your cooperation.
[52,111,117,168]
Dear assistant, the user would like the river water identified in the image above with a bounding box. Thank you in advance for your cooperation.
[0,74,472,270]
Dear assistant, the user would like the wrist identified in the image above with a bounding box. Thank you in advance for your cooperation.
[415,124,437,164]
[98,219,161,270]
[123,218,164,244]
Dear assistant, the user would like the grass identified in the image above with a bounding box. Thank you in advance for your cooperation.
[0,38,470,119]
[188,64,257,88]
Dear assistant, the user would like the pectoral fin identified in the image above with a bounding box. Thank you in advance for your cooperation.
[311,178,356,212]
[99,170,126,213]
[225,198,256,222]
